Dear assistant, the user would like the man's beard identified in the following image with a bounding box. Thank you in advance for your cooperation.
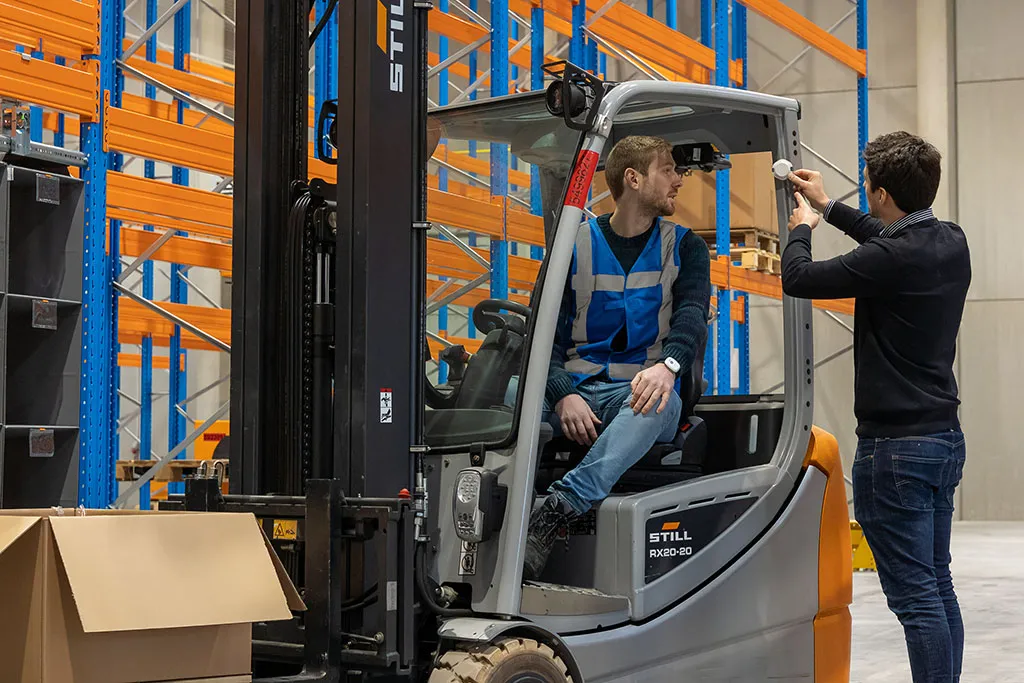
[642,191,675,217]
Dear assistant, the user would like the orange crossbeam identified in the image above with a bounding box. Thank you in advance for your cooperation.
[429,188,504,237]
[505,207,545,247]
[124,58,235,106]
[599,4,742,84]
[119,330,217,353]
[104,99,234,176]
[118,298,231,352]
[107,171,233,238]
[0,0,97,57]
[427,174,492,201]
[735,0,866,76]
[427,10,540,72]
[427,238,539,289]
[0,49,98,119]
[434,145,532,187]
[123,40,235,86]
[427,278,531,309]
[118,353,181,371]
[120,228,232,272]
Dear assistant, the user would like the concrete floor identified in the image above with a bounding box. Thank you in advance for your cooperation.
[850,522,1024,682]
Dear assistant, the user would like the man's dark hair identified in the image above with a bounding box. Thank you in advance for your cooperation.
[863,131,942,213]
[604,135,673,200]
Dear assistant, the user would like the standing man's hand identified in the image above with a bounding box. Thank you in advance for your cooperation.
[788,192,820,231]
[787,169,831,212]
[630,364,676,416]
[555,394,602,445]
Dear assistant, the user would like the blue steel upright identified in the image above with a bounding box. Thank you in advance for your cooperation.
[168,1,191,494]
[489,0,509,300]
[314,0,338,162]
[714,0,731,395]
[529,5,544,261]
[139,0,160,509]
[436,0,451,383]
[732,0,749,394]
[699,0,714,393]
[857,0,869,213]
[79,0,125,508]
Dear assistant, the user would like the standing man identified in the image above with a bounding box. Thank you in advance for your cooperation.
[782,131,971,683]
[524,135,711,580]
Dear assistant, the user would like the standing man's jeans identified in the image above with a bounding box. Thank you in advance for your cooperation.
[543,379,682,514]
[852,430,967,683]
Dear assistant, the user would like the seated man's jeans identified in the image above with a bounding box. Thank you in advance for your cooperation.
[543,379,681,515]
[852,430,967,683]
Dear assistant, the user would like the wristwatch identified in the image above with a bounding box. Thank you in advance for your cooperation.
[662,356,681,375]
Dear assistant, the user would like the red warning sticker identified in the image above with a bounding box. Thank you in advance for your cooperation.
[564,149,600,209]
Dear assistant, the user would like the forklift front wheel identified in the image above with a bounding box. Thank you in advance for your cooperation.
[428,637,573,683]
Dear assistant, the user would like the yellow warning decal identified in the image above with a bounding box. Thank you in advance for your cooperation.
[376,1,388,55]
[273,519,298,541]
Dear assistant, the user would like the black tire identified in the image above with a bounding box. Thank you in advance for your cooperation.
[428,637,573,683]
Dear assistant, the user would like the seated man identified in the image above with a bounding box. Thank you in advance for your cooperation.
[524,135,711,580]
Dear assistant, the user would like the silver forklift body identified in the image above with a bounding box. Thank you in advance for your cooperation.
[421,73,851,683]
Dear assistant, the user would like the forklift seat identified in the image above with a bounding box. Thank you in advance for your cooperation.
[536,334,709,494]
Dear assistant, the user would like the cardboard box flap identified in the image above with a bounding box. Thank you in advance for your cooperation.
[0,516,41,555]
[49,512,296,633]
[258,525,307,612]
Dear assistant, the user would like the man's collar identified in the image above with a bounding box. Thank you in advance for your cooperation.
[882,207,935,237]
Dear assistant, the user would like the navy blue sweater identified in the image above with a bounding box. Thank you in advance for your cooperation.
[782,201,971,437]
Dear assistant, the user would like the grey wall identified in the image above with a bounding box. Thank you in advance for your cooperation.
[954,0,1024,520]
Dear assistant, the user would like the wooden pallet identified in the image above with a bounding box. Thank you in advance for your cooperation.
[116,458,229,483]
[695,227,780,255]
[733,247,781,276]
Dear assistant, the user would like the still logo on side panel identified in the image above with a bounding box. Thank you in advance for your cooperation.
[376,0,405,93]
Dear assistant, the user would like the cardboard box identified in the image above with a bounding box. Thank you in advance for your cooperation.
[592,151,781,234]
[0,508,305,683]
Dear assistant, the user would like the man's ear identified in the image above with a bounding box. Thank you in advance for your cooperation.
[624,168,639,191]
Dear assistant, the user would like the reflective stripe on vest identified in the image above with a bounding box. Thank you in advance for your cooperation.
[564,217,686,383]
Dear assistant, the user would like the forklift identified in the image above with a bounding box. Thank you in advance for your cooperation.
[162,2,853,682]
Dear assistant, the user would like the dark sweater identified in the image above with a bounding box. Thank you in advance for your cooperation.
[781,200,971,438]
[546,214,711,406]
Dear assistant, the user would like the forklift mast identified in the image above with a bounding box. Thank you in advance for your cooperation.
[230,1,428,498]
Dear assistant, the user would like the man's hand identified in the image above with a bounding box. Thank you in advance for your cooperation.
[788,192,820,231]
[555,394,602,446]
[630,363,676,416]
[787,169,830,212]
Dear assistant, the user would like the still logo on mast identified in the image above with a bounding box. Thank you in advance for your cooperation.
[376,0,405,93]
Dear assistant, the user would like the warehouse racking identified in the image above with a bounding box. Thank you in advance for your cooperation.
[0,0,866,508]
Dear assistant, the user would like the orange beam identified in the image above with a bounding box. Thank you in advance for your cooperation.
[120,330,218,353]
[118,353,181,371]
[426,278,531,309]
[429,335,482,356]
[120,228,232,272]
[426,10,540,72]
[598,4,743,84]
[118,298,230,352]
[0,0,98,57]
[434,145,532,187]
[427,174,492,201]
[123,58,235,106]
[735,0,866,76]
[104,98,234,176]
[0,49,98,119]
[107,171,233,236]
[505,205,545,247]
[428,188,504,237]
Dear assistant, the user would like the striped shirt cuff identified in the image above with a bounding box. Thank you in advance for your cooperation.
[822,199,836,222]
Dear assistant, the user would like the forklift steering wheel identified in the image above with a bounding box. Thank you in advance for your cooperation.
[472,299,531,335]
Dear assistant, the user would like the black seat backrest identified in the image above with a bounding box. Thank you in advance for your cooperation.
[453,319,526,410]
[677,330,709,422]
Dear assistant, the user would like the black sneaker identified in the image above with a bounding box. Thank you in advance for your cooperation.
[523,493,577,581]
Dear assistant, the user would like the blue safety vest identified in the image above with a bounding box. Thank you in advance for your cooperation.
[564,216,688,386]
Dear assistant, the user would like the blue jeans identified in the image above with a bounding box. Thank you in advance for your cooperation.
[544,379,681,514]
[852,430,967,683]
